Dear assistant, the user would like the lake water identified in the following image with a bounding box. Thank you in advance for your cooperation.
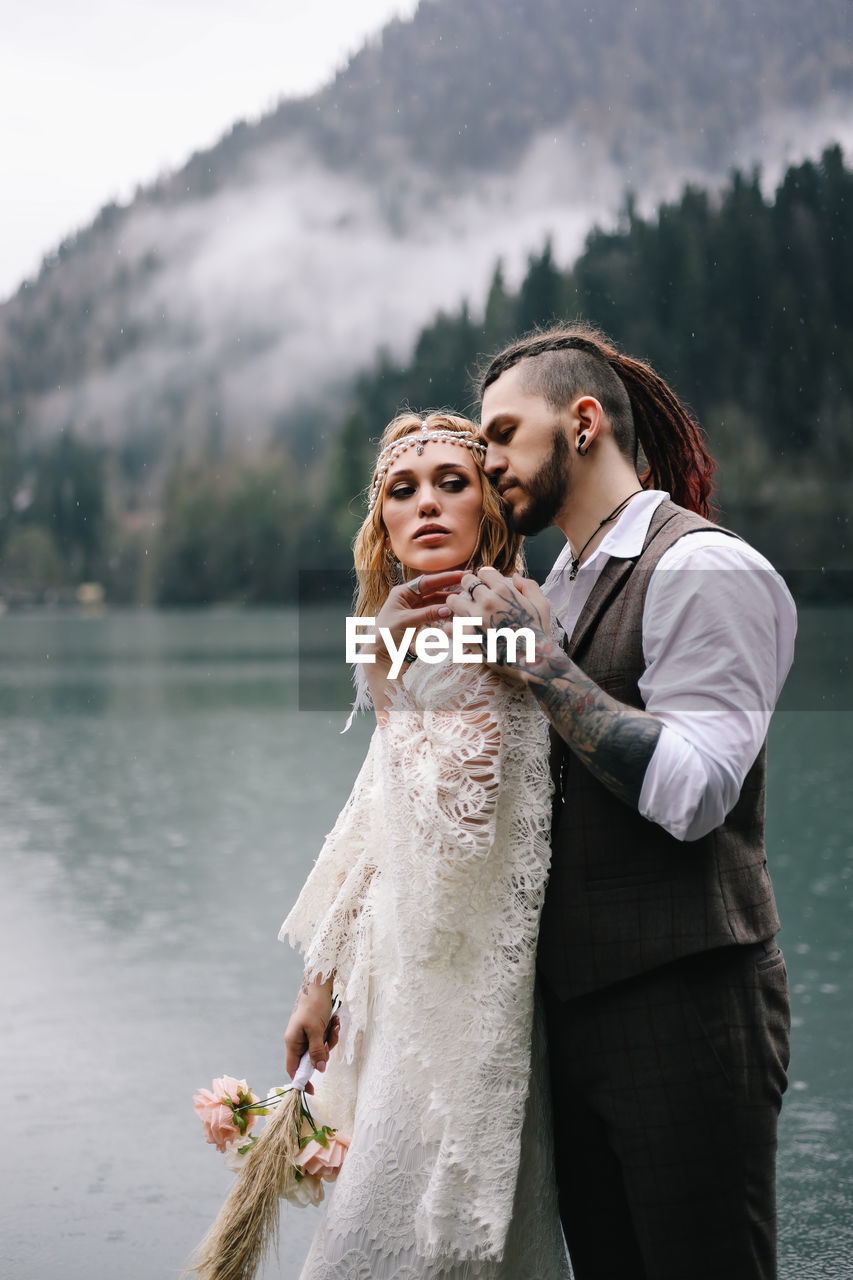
[0,608,850,1280]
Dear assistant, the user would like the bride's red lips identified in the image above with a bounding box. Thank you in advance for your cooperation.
[414,524,450,539]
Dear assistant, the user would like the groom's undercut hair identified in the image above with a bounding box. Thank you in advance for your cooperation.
[480,324,716,518]
[480,325,637,461]
[524,346,635,460]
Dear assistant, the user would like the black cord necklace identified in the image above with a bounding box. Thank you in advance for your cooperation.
[568,490,644,581]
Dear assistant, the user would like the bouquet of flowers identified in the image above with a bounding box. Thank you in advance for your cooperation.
[187,1002,348,1280]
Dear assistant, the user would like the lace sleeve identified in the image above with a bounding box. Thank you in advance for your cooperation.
[377,659,521,951]
[278,732,379,999]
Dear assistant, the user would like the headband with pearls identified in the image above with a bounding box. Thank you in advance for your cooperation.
[367,419,486,513]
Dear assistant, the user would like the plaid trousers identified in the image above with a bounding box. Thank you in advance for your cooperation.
[543,940,790,1280]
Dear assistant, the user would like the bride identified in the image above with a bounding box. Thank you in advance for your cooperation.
[280,411,571,1278]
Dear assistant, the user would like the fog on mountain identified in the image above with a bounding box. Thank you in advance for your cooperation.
[0,0,851,605]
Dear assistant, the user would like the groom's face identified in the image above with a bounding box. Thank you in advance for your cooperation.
[480,364,572,535]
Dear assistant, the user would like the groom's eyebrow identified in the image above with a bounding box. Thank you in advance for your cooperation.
[480,414,516,441]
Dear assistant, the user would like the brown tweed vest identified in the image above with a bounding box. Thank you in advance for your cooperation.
[538,499,781,1001]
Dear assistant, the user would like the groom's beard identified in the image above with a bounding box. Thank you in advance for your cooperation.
[503,429,572,535]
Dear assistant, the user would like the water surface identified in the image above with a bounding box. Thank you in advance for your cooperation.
[0,609,850,1279]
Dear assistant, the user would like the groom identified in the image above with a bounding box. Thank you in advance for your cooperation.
[446,324,796,1280]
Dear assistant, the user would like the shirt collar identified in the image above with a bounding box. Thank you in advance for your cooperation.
[548,489,668,577]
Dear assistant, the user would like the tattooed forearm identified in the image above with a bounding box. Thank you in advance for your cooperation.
[461,574,660,808]
[518,631,662,810]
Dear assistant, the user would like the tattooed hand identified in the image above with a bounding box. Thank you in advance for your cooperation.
[445,566,551,685]
[446,565,661,810]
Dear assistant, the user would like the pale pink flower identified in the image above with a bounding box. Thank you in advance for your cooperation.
[295,1132,351,1182]
[287,1172,326,1207]
[193,1076,259,1153]
[223,1135,257,1172]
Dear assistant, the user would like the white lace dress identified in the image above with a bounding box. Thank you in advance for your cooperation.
[280,655,571,1279]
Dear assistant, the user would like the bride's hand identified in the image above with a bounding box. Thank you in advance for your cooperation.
[284,974,339,1093]
[366,571,464,718]
[373,569,464,662]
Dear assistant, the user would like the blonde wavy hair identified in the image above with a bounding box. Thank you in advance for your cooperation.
[353,410,524,618]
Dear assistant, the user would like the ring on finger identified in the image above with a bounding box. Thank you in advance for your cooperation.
[467,578,485,600]
[408,576,423,596]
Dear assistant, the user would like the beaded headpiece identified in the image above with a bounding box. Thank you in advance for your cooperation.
[367,419,486,513]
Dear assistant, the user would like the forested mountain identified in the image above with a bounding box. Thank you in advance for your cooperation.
[320,146,852,594]
[175,0,853,180]
[2,148,849,603]
[0,0,851,602]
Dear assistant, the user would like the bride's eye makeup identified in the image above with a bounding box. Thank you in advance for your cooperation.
[387,482,416,500]
[386,471,471,500]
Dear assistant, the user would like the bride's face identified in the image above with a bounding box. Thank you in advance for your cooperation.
[381,442,484,574]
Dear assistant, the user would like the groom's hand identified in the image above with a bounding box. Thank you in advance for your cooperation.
[445,566,551,684]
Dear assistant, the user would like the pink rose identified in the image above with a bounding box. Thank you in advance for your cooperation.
[193,1076,259,1153]
[295,1131,351,1182]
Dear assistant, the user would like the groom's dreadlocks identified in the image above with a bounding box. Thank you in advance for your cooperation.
[480,325,715,519]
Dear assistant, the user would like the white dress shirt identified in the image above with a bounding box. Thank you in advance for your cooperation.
[541,491,797,841]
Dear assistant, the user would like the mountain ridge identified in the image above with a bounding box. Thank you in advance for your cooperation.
[1,0,851,481]
[2,146,850,604]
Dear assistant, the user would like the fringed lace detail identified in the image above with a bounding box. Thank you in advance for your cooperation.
[341,662,373,732]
